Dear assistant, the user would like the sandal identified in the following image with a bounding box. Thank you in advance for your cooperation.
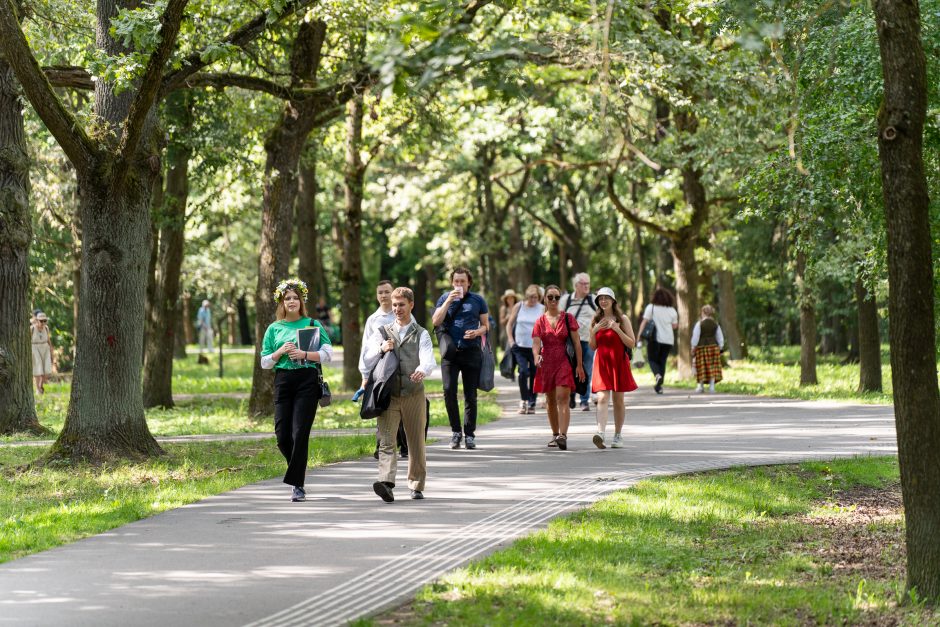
[556,434,568,451]
[547,434,558,447]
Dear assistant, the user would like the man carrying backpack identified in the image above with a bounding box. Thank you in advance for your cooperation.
[561,273,596,411]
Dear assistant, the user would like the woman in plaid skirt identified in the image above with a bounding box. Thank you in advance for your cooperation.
[691,305,724,393]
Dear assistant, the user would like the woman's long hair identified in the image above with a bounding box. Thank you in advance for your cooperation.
[651,287,675,308]
[275,289,308,320]
[592,299,625,328]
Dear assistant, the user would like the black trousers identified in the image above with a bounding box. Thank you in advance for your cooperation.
[441,345,482,437]
[646,339,673,382]
[274,367,320,487]
[512,345,536,405]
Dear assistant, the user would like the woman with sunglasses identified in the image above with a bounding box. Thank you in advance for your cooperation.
[532,285,585,450]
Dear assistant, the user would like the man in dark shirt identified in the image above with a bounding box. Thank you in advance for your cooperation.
[432,266,489,450]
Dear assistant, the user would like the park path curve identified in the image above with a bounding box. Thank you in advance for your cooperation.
[0,377,895,626]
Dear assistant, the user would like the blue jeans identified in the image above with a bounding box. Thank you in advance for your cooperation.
[512,345,536,406]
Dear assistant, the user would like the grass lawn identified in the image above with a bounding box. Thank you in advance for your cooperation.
[6,351,498,441]
[635,344,902,404]
[366,456,939,626]
[0,436,374,564]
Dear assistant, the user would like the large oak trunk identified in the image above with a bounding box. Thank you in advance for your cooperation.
[296,148,327,300]
[340,93,365,391]
[143,91,193,408]
[49,174,162,460]
[0,53,42,435]
[873,0,940,601]
[855,278,882,393]
[716,267,746,359]
[248,21,328,417]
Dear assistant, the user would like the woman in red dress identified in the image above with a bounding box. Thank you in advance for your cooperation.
[588,287,637,449]
[532,285,585,450]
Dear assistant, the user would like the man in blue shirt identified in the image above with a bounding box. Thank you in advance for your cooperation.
[432,266,489,450]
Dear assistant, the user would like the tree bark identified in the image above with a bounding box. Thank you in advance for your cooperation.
[855,278,882,393]
[796,252,818,385]
[143,91,193,408]
[671,236,697,379]
[296,144,327,298]
[248,20,329,416]
[716,267,746,360]
[340,91,365,392]
[872,0,940,601]
[236,294,252,345]
[0,47,42,435]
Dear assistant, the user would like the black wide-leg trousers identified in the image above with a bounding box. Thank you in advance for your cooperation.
[274,367,320,487]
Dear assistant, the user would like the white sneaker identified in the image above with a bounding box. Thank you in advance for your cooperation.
[592,432,606,449]
[518,401,527,414]
[611,433,624,448]
[709,385,716,394]
[695,384,704,394]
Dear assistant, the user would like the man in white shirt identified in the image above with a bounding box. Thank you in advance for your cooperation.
[560,272,596,410]
[362,287,436,502]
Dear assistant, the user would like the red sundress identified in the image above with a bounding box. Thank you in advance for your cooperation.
[533,313,578,392]
[591,328,638,393]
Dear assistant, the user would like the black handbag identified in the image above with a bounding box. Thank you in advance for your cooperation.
[434,306,457,361]
[317,367,332,407]
[641,306,657,342]
[563,313,588,397]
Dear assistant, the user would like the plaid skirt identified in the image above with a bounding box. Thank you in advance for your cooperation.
[694,345,722,383]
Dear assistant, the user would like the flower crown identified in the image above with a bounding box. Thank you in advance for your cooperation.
[273,278,309,303]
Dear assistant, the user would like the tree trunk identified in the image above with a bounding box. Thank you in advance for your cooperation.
[671,236,697,379]
[634,225,648,320]
[796,252,817,385]
[873,0,940,601]
[143,91,193,409]
[716,267,746,359]
[236,294,252,345]
[296,145,327,299]
[0,51,42,435]
[182,291,194,346]
[248,20,328,417]
[174,311,187,358]
[855,278,882,393]
[340,92,365,392]
[49,171,163,460]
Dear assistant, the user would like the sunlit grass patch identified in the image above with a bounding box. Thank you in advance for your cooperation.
[365,456,937,626]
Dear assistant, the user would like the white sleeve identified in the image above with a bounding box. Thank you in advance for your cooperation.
[643,304,653,320]
[716,325,725,349]
[691,321,701,348]
[358,314,375,377]
[260,353,276,370]
[361,329,384,373]
[416,329,437,377]
[318,342,333,364]
[671,308,679,326]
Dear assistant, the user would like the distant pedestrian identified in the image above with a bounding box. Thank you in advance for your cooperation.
[506,284,544,414]
[560,273,596,411]
[196,300,213,352]
[692,304,724,393]
[636,287,678,394]
[30,312,55,396]
[532,285,585,451]
[498,289,518,350]
[362,287,436,502]
[588,288,637,449]
[432,266,489,450]
[259,279,333,502]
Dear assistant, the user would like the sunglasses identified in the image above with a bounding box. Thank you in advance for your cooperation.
[545,294,560,301]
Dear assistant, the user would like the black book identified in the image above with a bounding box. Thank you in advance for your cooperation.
[295,327,321,365]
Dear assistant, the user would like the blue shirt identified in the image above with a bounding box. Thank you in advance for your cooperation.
[434,292,489,349]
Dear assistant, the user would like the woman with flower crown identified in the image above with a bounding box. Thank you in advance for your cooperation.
[260,278,333,502]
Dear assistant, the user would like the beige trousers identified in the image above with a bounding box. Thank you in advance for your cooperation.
[377,392,427,491]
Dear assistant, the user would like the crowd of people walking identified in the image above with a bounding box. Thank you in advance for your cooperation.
[258,268,725,504]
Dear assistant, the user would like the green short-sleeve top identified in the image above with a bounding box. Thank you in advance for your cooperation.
[261,317,332,370]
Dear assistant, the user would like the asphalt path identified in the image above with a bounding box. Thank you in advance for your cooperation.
[0,373,896,626]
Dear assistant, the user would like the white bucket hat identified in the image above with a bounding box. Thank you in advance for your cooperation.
[594,287,616,307]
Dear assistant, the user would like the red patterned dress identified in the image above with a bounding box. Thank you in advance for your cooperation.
[591,327,638,393]
[533,312,578,392]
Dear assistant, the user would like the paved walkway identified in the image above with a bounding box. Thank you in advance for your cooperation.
[0,377,896,626]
